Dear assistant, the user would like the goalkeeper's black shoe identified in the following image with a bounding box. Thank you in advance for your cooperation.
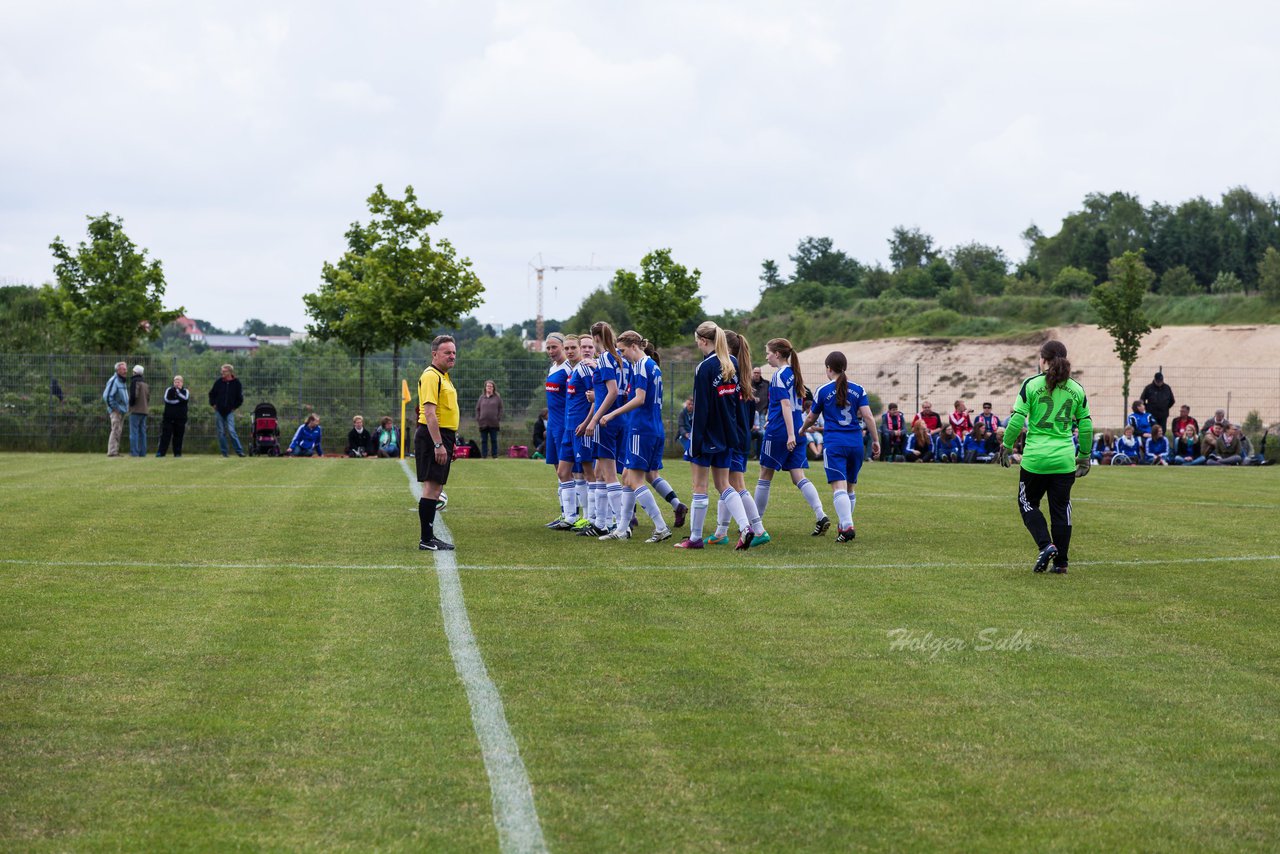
[1051,563,1068,574]
[1033,543,1058,573]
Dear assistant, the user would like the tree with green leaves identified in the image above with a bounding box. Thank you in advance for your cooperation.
[612,248,703,347]
[1157,264,1198,296]
[44,213,182,353]
[0,285,61,352]
[1258,246,1280,305]
[759,259,783,290]
[888,226,937,272]
[1050,265,1095,297]
[565,286,631,334]
[1091,251,1159,416]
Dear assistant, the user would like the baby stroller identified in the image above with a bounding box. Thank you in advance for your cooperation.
[248,402,282,456]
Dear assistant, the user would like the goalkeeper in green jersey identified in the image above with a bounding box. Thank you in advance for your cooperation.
[1000,340,1093,574]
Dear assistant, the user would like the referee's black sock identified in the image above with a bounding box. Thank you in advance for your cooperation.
[419,497,437,542]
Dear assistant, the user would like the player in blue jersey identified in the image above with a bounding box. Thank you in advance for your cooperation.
[675,322,755,550]
[542,333,569,526]
[554,334,595,530]
[707,331,770,547]
[598,330,673,543]
[798,351,879,542]
[640,342,689,528]
[579,321,627,535]
[755,338,831,536]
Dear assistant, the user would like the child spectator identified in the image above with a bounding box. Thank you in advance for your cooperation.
[1091,428,1116,465]
[1127,400,1154,446]
[1144,424,1170,465]
[904,420,934,462]
[1171,405,1198,439]
[347,415,372,457]
[290,414,323,457]
[912,400,942,436]
[974,401,1002,439]
[948,400,972,440]
[1113,425,1141,464]
[934,424,962,462]
[376,416,400,458]
[1171,425,1200,465]
[879,403,906,461]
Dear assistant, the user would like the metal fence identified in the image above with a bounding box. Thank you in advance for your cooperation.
[2,351,1277,454]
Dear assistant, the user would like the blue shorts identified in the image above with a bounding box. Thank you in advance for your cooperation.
[684,448,732,469]
[729,450,748,474]
[623,432,665,472]
[760,436,808,471]
[595,421,621,461]
[545,421,563,466]
[574,431,597,465]
[558,432,576,465]
[823,444,864,484]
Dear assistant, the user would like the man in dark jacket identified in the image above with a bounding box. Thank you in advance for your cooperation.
[1140,372,1176,433]
[208,363,245,457]
[157,374,190,457]
[750,368,768,458]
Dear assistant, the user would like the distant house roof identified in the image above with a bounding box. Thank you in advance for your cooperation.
[205,334,260,352]
[174,316,204,340]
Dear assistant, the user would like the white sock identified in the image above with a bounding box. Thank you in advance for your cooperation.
[754,478,772,516]
[690,493,709,540]
[832,490,852,529]
[721,487,749,533]
[848,491,857,523]
[587,483,600,527]
[619,487,638,533]
[635,486,667,530]
[607,483,624,528]
[797,477,825,519]
[575,479,589,518]
[559,481,577,520]
[740,489,766,536]
[713,497,731,539]
[651,476,680,508]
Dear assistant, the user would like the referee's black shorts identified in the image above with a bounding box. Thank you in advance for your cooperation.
[415,425,455,485]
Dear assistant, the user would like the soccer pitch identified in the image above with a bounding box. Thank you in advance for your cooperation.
[1,454,1277,851]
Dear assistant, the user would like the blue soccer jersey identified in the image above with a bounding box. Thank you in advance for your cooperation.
[565,361,592,428]
[627,356,664,436]
[766,366,803,439]
[595,351,628,415]
[812,379,869,447]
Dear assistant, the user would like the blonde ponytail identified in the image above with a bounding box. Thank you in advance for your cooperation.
[697,321,736,384]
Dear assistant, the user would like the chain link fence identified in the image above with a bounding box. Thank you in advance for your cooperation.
[2,350,1276,454]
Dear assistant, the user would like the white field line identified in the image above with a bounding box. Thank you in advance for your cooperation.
[4,553,1277,573]
[400,460,548,854]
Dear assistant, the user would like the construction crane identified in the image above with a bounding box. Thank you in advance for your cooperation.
[528,255,632,346]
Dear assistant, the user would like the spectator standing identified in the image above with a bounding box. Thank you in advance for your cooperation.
[208,364,246,457]
[376,416,399,458]
[128,365,150,457]
[290,414,323,456]
[474,380,504,458]
[532,409,548,459]
[347,415,372,457]
[879,402,906,461]
[156,375,190,457]
[677,397,695,454]
[751,367,768,457]
[1140,372,1176,433]
[102,361,129,457]
[913,400,942,436]
[1171,405,1199,438]
[948,400,973,440]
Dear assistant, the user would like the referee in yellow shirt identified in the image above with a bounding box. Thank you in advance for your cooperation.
[416,335,459,551]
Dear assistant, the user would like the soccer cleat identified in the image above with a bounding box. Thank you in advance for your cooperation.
[836,527,856,543]
[752,532,772,547]
[811,516,831,537]
[1033,543,1059,573]
[545,515,565,528]
[645,528,673,544]
[734,531,755,550]
[706,534,730,545]
[419,538,455,551]
[599,527,631,541]
[673,537,704,549]
[549,519,575,531]
[572,517,591,530]
[673,502,689,528]
[577,524,603,537]
[1051,563,1068,575]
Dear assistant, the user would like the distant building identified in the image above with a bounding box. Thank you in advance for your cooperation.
[173,316,205,342]
[204,334,260,353]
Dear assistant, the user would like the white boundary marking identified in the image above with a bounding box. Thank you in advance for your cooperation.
[400,461,548,854]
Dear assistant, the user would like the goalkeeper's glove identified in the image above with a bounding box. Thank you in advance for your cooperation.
[1075,456,1091,478]
[998,445,1012,468]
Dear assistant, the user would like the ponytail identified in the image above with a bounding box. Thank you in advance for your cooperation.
[825,351,849,409]
[591,321,620,365]
[726,331,754,396]
[767,337,804,403]
[697,321,736,383]
[1040,339,1070,393]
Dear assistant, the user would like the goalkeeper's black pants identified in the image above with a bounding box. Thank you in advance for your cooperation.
[1017,469,1075,566]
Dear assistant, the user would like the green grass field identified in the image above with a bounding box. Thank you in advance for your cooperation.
[2,453,1278,852]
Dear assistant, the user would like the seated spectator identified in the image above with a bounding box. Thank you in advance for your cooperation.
[974,401,1003,440]
[752,410,765,460]
[1091,428,1116,465]
[879,403,906,461]
[1144,424,1170,465]
[1208,424,1244,465]
[532,409,548,459]
[962,421,996,463]
[948,400,972,440]
[1171,405,1198,439]
[913,400,942,436]
[1113,425,1141,464]
[1202,409,1229,434]
[804,414,825,460]
[290,414,323,457]
[934,424,962,462]
[347,415,372,458]
[375,416,399,458]
[1127,400,1154,444]
[1171,425,1201,465]
[1243,428,1273,466]
[904,420,934,462]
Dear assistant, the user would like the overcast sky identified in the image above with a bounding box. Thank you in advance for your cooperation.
[3,1,1278,333]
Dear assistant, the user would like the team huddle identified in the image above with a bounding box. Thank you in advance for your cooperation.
[539,321,880,549]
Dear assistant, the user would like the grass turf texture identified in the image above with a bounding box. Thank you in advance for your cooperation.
[1,454,1277,851]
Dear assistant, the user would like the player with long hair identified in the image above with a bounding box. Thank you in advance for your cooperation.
[580,321,626,535]
[547,334,585,530]
[798,351,879,542]
[675,321,755,549]
[557,334,594,530]
[542,333,569,526]
[999,339,1093,574]
[598,331,673,542]
[755,338,830,536]
[707,331,770,547]
[638,343,689,528]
